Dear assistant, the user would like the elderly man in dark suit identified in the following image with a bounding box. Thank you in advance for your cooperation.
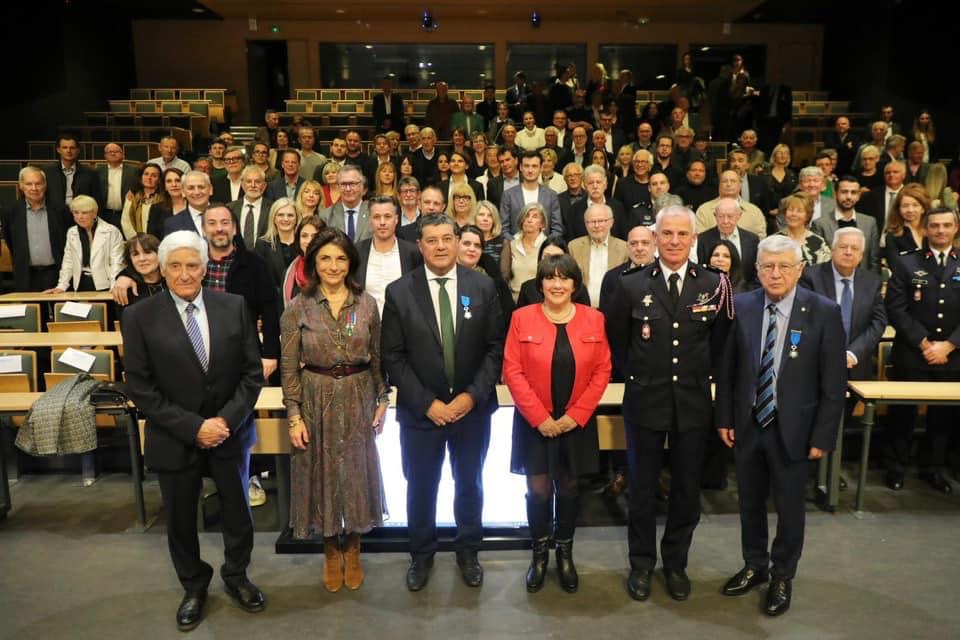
[355,195,423,315]
[605,206,733,603]
[46,134,102,210]
[163,171,213,237]
[97,143,139,228]
[717,234,846,617]
[372,77,405,133]
[1,166,72,291]
[381,214,504,592]
[696,197,760,288]
[122,230,266,631]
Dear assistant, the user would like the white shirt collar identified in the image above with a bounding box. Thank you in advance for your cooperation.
[170,288,204,314]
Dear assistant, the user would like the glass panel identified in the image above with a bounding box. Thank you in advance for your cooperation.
[598,44,678,90]
[319,43,494,88]
[506,44,586,87]
[687,44,767,87]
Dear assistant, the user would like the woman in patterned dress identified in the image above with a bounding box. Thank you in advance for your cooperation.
[281,228,389,593]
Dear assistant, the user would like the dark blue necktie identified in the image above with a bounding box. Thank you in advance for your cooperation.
[756,303,778,429]
[346,209,356,240]
[185,303,208,372]
[840,278,853,342]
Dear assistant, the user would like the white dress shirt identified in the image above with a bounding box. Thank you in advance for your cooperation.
[239,197,264,238]
[106,165,124,211]
[588,236,609,307]
[660,260,689,295]
[425,264,459,333]
[171,289,210,365]
[761,286,797,406]
[187,205,205,234]
[522,185,540,206]
[365,240,403,316]
[720,227,742,257]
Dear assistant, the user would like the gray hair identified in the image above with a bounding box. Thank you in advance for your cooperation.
[158,230,209,269]
[757,235,802,263]
[584,202,613,221]
[583,164,608,183]
[832,226,866,250]
[860,144,880,158]
[798,166,823,180]
[337,163,367,188]
[562,162,584,177]
[182,170,212,187]
[886,134,906,150]
[19,165,46,184]
[69,195,99,214]
[240,164,265,182]
[654,205,696,233]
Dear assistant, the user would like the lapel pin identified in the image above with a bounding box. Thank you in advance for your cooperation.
[461,295,472,319]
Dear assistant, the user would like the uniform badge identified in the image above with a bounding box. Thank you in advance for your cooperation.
[642,294,653,307]
[789,329,802,358]
[697,292,711,304]
[461,295,472,319]
[915,270,928,277]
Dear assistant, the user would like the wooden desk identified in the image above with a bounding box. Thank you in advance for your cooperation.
[847,381,960,512]
[0,332,123,348]
[0,291,115,303]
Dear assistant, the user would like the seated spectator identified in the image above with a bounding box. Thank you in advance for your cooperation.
[517,111,546,151]
[250,142,279,182]
[441,150,484,203]
[296,179,324,218]
[737,129,765,174]
[695,170,767,238]
[614,149,654,227]
[147,135,191,174]
[255,108,282,147]
[708,238,749,293]
[209,139,228,177]
[858,160,906,229]
[266,150,306,201]
[282,215,325,307]
[118,233,165,310]
[269,129,293,171]
[852,121,888,172]
[385,130,401,156]
[255,198,300,290]
[539,149,567,194]
[881,183,929,268]
[469,132,489,179]
[474,200,511,280]
[457,224,514,328]
[509,203,549,302]
[611,144,634,196]
[882,134,907,169]
[795,165,837,223]
[727,148,776,226]
[811,175,881,272]
[590,148,611,177]
[213,146,247,203]
[398,154,416,179]
[47,195,124,293]
[517,234,592,307]
[816,150,839,198]
[568,203,629,307]
[500,150,562,236]
[649,171,684,215]
[121,163,164,240]
[776,193,831,265]
[193,156,213,176]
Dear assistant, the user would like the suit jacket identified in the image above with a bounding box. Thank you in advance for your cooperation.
[800,262,887,380]
[222,245,282,359]
[449,112,485,137]
[372,92,406,132]
[56,220,125,291]
[381,265,505,429]
[716,286,847,462]
[96,164,139,219]
[321,201,372,243]
[213,174,244,205]
[810,212,881,272]
[484,174,507,208]
[499,185,563,237]
[412,149,441,187]
[857,187,897,230]
[502,303,611,427]
[121,290,263,471]
[355,237,422,286]
[565,198,628,241]
[45,164,102,210]
[1,199,72,291]
[696,226,760,288]
[265,175,305,202]
[824,132,859,175]
[568,235,630,288]
[745,174,775,216]
[605,260,732,432]
[228,196,275,248]
[163,208,202,236]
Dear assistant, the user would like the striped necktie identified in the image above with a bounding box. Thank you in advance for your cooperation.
[755,303,778,429]
[185,303,208,372]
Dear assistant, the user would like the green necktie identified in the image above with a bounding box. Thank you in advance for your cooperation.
[436,277,456,388]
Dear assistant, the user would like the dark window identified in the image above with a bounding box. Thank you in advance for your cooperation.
[599,44,678,89]
[319,43,494,88]
[506,44,586,86]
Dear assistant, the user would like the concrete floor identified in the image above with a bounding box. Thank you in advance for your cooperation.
[1,471,958,640]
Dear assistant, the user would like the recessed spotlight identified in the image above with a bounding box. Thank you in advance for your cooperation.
[335,8,346,14]
[700,46,710,51]
[365,45,373,49]
[655,74,666,80]
[477,45,486,51]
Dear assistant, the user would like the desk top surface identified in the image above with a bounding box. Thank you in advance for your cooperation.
[0,292,114,303]
[0,332,123,348]
[848,380,960,402]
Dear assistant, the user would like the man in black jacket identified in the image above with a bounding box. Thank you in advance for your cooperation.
[46,133,102,209]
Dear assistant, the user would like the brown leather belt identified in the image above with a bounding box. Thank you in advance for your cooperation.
[304,363,370,379]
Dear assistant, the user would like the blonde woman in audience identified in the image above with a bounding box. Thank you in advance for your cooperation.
[923,163,956,211]
[475,199,512,279]
[320,162,342,208]
[120,163,163,240]
[911,110,936,162]
[256,198,302,289]
[766,143,797,204]
[508,203,548,302]
[297,179,323,218]
[47,195,124,293]
[447,182,477,228]
[612,144,634,196]
[385,130,401,156]
[539,149,567,194]
[374,162,398,198]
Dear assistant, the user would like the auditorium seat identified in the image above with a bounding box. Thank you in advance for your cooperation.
[154,89,177,101]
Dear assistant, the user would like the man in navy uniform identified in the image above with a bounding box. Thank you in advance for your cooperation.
[605,205,733,603]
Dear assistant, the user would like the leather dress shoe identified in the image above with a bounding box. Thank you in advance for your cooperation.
[663,568,690,601]
[626,568,653,601]
[605,473,628,497]
[456,551,484,587]
[176,591,206,632]
[764,578,792,616]
[722,566,769,596]
[406,556,433,592]
[224,579,265,612]
[885,469,904,491]
[920,470,952,494]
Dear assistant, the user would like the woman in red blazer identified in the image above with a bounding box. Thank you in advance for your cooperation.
[503,254,612,594]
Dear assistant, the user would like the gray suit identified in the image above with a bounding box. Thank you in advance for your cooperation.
[499,185,563,237]
[810,211,880,273]
[321,201,372,243]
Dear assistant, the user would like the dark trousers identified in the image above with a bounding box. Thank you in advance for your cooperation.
[735,420,808,580]
[885,367,960,470]
[27,266,59,292]
[400,415,491,559]
[624,419,706,571]
[157,450,254,593]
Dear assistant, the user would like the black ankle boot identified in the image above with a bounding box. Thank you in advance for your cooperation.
[555,538,578,593]
[526,537,551,592]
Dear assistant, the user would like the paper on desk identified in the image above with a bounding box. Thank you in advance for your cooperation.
[0,355,22,373]
[58,348,96,372]
[60,301,92,318]
[0,305,27,318]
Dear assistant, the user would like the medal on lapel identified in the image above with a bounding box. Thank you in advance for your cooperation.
[461,295,472,319]
[789,329,801,359]
[346,311,357,337]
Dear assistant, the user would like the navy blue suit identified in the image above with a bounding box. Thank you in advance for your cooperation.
[163,208,202,236]
[717,286,845,580]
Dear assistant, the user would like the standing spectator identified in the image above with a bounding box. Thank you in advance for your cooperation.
[254,109,282,148]
[506,71,530,121]
[372,77,405,133]
[120,163,164,240]
[825,116,859,176]
[46,133,102,209]
[776,194,832,266]
[297,127,328,182]
[355,196,422,316]
[255,198,300,290]
[425,81,460,140]
[97,143,139,228]
[148,136,191,174]
[450,95,485,138]
[282,215,325,307]
[910,110,936,163]
[46,195,123,293]
[500,151,563,236]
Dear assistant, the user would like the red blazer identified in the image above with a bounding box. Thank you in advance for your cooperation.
[503,303,612,428]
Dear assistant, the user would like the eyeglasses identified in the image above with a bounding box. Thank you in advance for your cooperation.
[338,181,361,189]
[453,194,472,200]
[224,157,243,163]
[586,218,612,226]
[399,188,419,195]
[757,262,799,274]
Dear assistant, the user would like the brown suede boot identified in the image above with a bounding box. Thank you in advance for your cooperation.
[343,533,365,590]
[323,537,344,593]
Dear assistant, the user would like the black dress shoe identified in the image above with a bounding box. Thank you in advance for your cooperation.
[224,579,265,613]
[406,556,433,592]
[885,469,904,491]
[626,569,653,601]
[722,566,769,596]
[920,470,953,494]
[456,550,484,587]
[663,568,690,601]
[176,591,206,632]
[764,578,792,616]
